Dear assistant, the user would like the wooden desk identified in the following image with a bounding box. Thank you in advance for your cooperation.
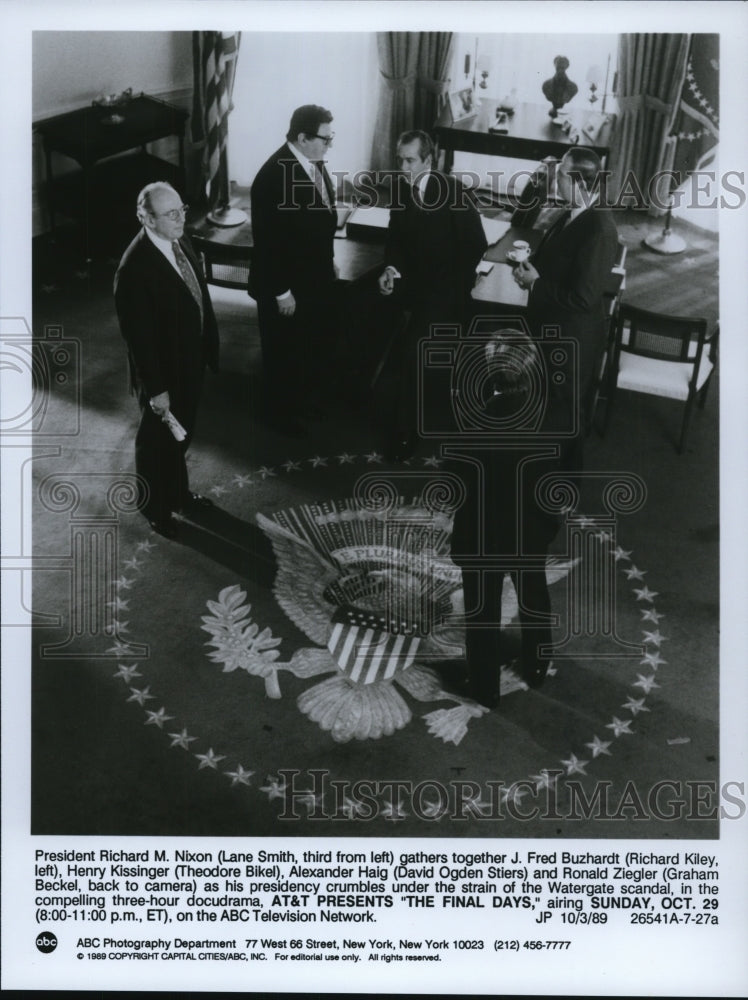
[435,100,615,173]
[188,208,385,285]
[35,94,188,256]
[471,224,542,315]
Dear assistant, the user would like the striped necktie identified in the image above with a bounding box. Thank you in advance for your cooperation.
[312,161,334,209]
[172,240,203,313]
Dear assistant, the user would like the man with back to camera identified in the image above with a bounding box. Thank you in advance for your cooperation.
[114,182,219,540]
[249,104,340,437]
[449,331,563,707]
[513,146,619,477]
[377,129,488,461]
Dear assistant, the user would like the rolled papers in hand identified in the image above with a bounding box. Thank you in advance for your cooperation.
[162,410,187,441]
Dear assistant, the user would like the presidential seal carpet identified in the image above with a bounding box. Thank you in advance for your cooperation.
[29,220,719,839]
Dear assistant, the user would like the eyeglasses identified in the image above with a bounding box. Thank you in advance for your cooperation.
[307,133,335,146]
[152,203,189,221]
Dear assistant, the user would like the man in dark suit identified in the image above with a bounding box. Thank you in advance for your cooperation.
[449,332,562,708]
[249,105,339,435]
[377,129,487,460]
[513,147,619,474]
[114,182,219,539]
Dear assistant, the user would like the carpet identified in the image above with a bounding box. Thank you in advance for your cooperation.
[29,232,719,839]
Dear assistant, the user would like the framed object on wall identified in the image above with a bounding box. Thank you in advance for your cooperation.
[448,87,478,123]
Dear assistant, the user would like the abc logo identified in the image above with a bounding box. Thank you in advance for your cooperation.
[36,932,58,954]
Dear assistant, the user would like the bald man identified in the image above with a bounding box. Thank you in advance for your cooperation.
[114,182,219,539]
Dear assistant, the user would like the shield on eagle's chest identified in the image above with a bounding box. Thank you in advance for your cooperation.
[327,606,421,685]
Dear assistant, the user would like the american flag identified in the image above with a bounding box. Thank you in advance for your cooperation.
[327,606,421,685]
[192,32,241,209]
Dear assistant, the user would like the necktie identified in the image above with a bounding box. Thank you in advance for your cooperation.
[172,240,203,314]
[313,161,334,209]
[411,182,422,207]
[533,208,571,258]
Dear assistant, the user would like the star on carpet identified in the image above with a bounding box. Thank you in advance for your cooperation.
[633,673,660,694]
[209,484,228,497]
[624,565,647,581]
[642,629,667,646]
[420,798,447,819]
[107,641,137,656]
[113,663,141,683]
[123,557,142,571]
[560,753,588,776]
[340,795,368,819]
[298,791,323,814]
[622,696,650,716]
[585,736,612,758]
[282,460,302,472]
[364,451,383,464]
[135,539,156,553]
[640,650,667,670]
[232,474,253,488]
[423,455,443,467]
[640,608,665,624]
[168,728,197,750]
[633,585,658,602]
[612,546,633,562]
[309,456,327,468]
[145,707,174,728]
[382,799,408,820]
[195,748,227,770]
[501,784,531,805]
[107,619,129,634]
[115,576,134,590]
[258,466,276,479]
[336,453,356,464]
[225,765,255,787]
[106,597,130,613]
[606,716,634,737]
[260,776,287,801]
[127,685,154,706]
[530,770,561,790]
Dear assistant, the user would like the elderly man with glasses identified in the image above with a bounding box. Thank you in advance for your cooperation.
[114,181,219,539]
[249,104,341,437]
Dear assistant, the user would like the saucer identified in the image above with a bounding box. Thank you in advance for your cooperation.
[506,250,530,263]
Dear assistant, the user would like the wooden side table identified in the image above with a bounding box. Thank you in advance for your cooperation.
[35,94,189,258]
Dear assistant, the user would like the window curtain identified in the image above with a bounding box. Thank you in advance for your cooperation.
[608,33,689,211]
[191,32,241,210]
[369,31,453,173]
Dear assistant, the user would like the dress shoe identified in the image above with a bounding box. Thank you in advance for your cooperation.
[181,492,214,512]
[521,659,550,690]
[147,516,179,540]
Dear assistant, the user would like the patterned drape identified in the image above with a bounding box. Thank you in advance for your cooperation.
[191,32,241,210]
[663,35,719,187]
[370,32,453,173]
[608,33,689,209]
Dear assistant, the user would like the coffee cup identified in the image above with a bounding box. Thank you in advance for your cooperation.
[512,240,530,261]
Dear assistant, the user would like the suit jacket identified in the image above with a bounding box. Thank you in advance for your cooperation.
[526,205,619,404]
[113,230,219,404]
[384,171,488,315]
[248,143,337,302]
[450,393,562,564]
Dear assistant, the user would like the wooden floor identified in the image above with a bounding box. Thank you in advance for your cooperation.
[613,210,718,330]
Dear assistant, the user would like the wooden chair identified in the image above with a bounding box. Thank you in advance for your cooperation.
[190,234,252,290]
[586,241,628,433]
[603,303,717,453]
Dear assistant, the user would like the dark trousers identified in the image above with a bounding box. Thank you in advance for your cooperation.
[256,285,340,417]
[135,380,202,522]
[461,564,553,686]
